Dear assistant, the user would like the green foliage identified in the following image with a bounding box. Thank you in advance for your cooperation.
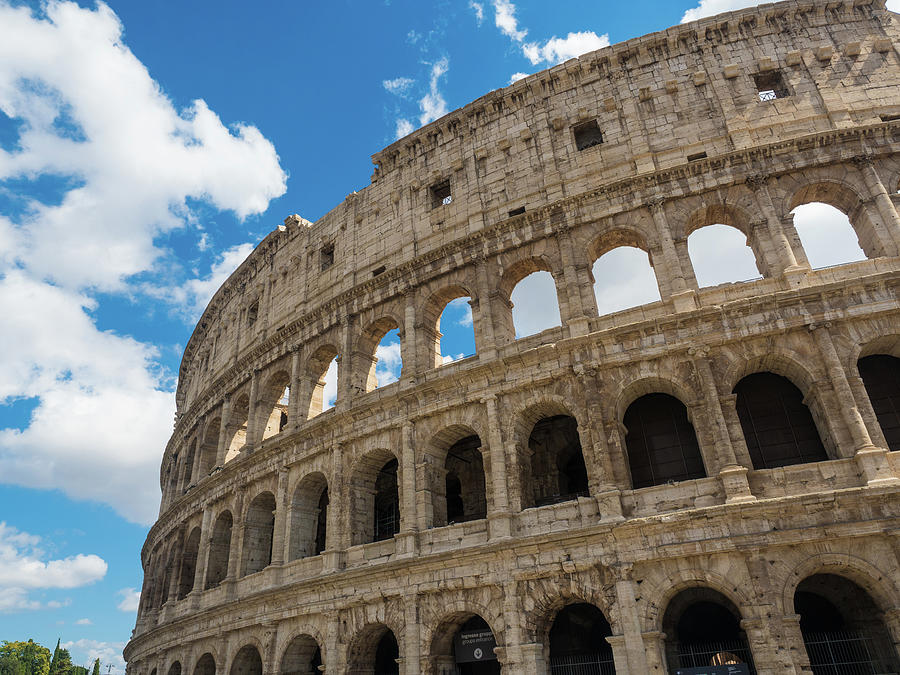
[90,661,100,675]
[48,641,73,675]
[70,666,87,675]
[0,654,26,675]
[0,641,50,675]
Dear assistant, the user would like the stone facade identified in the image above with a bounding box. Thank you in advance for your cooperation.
[124,1,900,673]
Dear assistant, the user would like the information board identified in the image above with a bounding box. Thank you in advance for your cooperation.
[675,664,751,675]
[454,629,498,663]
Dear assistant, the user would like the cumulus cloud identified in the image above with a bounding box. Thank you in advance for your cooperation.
[510,271,561,338]
[509,72,529,84]
[492,0,527,41]
[395,118,414,140]
[522,31,610,66]
[592,247,661,316]
[323,358,338,410]
[419,58,449,126]
[382,76,414,96]
[0,1,286,524]
[683,0,899,21]
[116,588,140,613]
[63,640,125,675]
[0,522,106,613]
[469,1,484,25]
[375,341,402,387]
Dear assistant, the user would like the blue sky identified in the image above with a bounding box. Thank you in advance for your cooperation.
[0,0,895,670]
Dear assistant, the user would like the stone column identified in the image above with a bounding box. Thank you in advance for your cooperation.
[501,577,525,670]
[165,528,185,603]
[270,468,289,567]
[397,422,418,558]
[614,567,651,673]
[262,622,278,675]
[401,288,419,378]
[245,369,261,450]
[745,174,801,276]
[848,373,890,450]
[322,442,346,572]
[690,347,755,503]
[403,592,421,675]
[780,614,812,673]
[337,316,354,410]
[474,258,499,360]
[809,323,898,484]
[289,347,302,429]
[226,490,245,583]
[215,396,231,467]
[648,198,696,311]
[642,631,668,674]
[483,395,512,539]
[854,156,900,255]
[323,612,341,674]
[190,508,212,606]
[556,227,595,336]
[518,643,547,675]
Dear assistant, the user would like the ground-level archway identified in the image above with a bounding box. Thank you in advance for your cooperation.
[430,614,500,675]
[547,603,615,674]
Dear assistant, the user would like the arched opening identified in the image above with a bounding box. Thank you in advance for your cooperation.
[198,417,219,477]
[733,372,828,469]
[181,439,197,491]
[205,511,232,589]
[260,370,290,442]
[437,615,500,675]
[794,573,900,674]
[192,654,215,675]
[663,588,755,673]
[524,414,589,508]
[167,663,181,675]
[548,603,615,674]
[592,244,661,317]
[688,224,762,287]
[437,297,475,366]
[159,545,177,607]
[359,318,402,392]
[509,271,562,338]
[347,625,399,675]
[307,345,339,419]
[792,202,867,269]
[225,393,250,463]
[433,434,487,528]
[288,473,328,561]
[230,646,262,675]
[350,450,400,545]
[858,354,900,452]
[623,393,706,489]
[177,526,201,599]
[280,634,322,675]
[240,492,276,576]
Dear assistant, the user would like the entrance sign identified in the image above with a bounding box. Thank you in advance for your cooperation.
[454,629,497,663]
[675,665,751,675]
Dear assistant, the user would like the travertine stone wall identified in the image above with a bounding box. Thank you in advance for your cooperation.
[126,1,900,674]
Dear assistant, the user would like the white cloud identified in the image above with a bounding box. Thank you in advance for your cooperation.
[446,296,473,327]
[323,357,338,410]
[0,522,106,613]
[75,618,92,625]
[0,1,286,292]
[440,353,466,365]
[395,118,414,140]
[887,0,900,12]
[791,202,866,269]
[382,76,414,96]
[375,342,402,387]
[492,0,527,41]
[63,640,125,675]
[509,72,529,84]
[510,271,561,338]
[592,247,661,316]
[419,58,449,126]
[522,31,610,66]
[681,0,761,23]
[688,224,761,287]
[470,1,484,25]
[116,588,140,613]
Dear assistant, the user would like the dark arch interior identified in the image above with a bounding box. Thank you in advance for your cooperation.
[230,646,262,675]
[374,631,399,675]
[177,528,201,599]
[662,588,754,672]
[193,654,215,675]
[444,434,487,525]
[167,662,181,675]
[548,603,615,674]
[734,372,828,469]
[241,493,276,576]
[374,459,400,542]
[451,616,500,675]
[794,573,900,674]
[858,354,900,452]
[624,393,706,489]
[280,635,322,675]
[205,512,232,589]
[314,488,328,555]
[528,415,589,507]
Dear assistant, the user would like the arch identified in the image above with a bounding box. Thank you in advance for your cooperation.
[306,345,339,418]
[526,414,588,508]
[177,526,201,599]
[258,369,291,442]
[423,285,476,369]
[240,491,276,576]
[794,573,900,674]
[204,510,232,589]
[662,587,756,672]
[858,354,900,452]
[429,427,487,528]
[158,543,178,608]
[181,438,198,490]
[279,634,322,675]
[229,646,262,675]
[225,393,250,463]
[192,654,215,675]
[688,224,762,287]
[346,623,399,675]
[589,229,662,316]
[547,603,616,675]
[288,472,329,561]
[167,663,181,675]
[358,316,402,392]
[428,613,500,675]
[623,393,706,489]
[198,417,220,477]
[733,372,828,469]
[350,449,400,545]
[498,257,563,341]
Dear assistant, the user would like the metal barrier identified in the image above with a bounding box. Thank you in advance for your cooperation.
[548,653,617,675]
[803,629,886,675]
[676,639,756,674]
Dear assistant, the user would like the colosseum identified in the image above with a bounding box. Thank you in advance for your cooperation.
[124,1,900,673]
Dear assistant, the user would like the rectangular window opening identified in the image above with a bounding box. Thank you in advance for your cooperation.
[508,206,526,217]
[372,265,386,277]
[572,119,603,151]
[754,71,790,101]
[431,180,452,208]
[880,113,900,123]
[320,244,334,271]
[247,301,259,325]
[687,151,707,162]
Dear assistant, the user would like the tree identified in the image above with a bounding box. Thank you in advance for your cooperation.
[90,661,99,675]
[0,654,25,675]
[0,641,50,675]
[48,641,72,675]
